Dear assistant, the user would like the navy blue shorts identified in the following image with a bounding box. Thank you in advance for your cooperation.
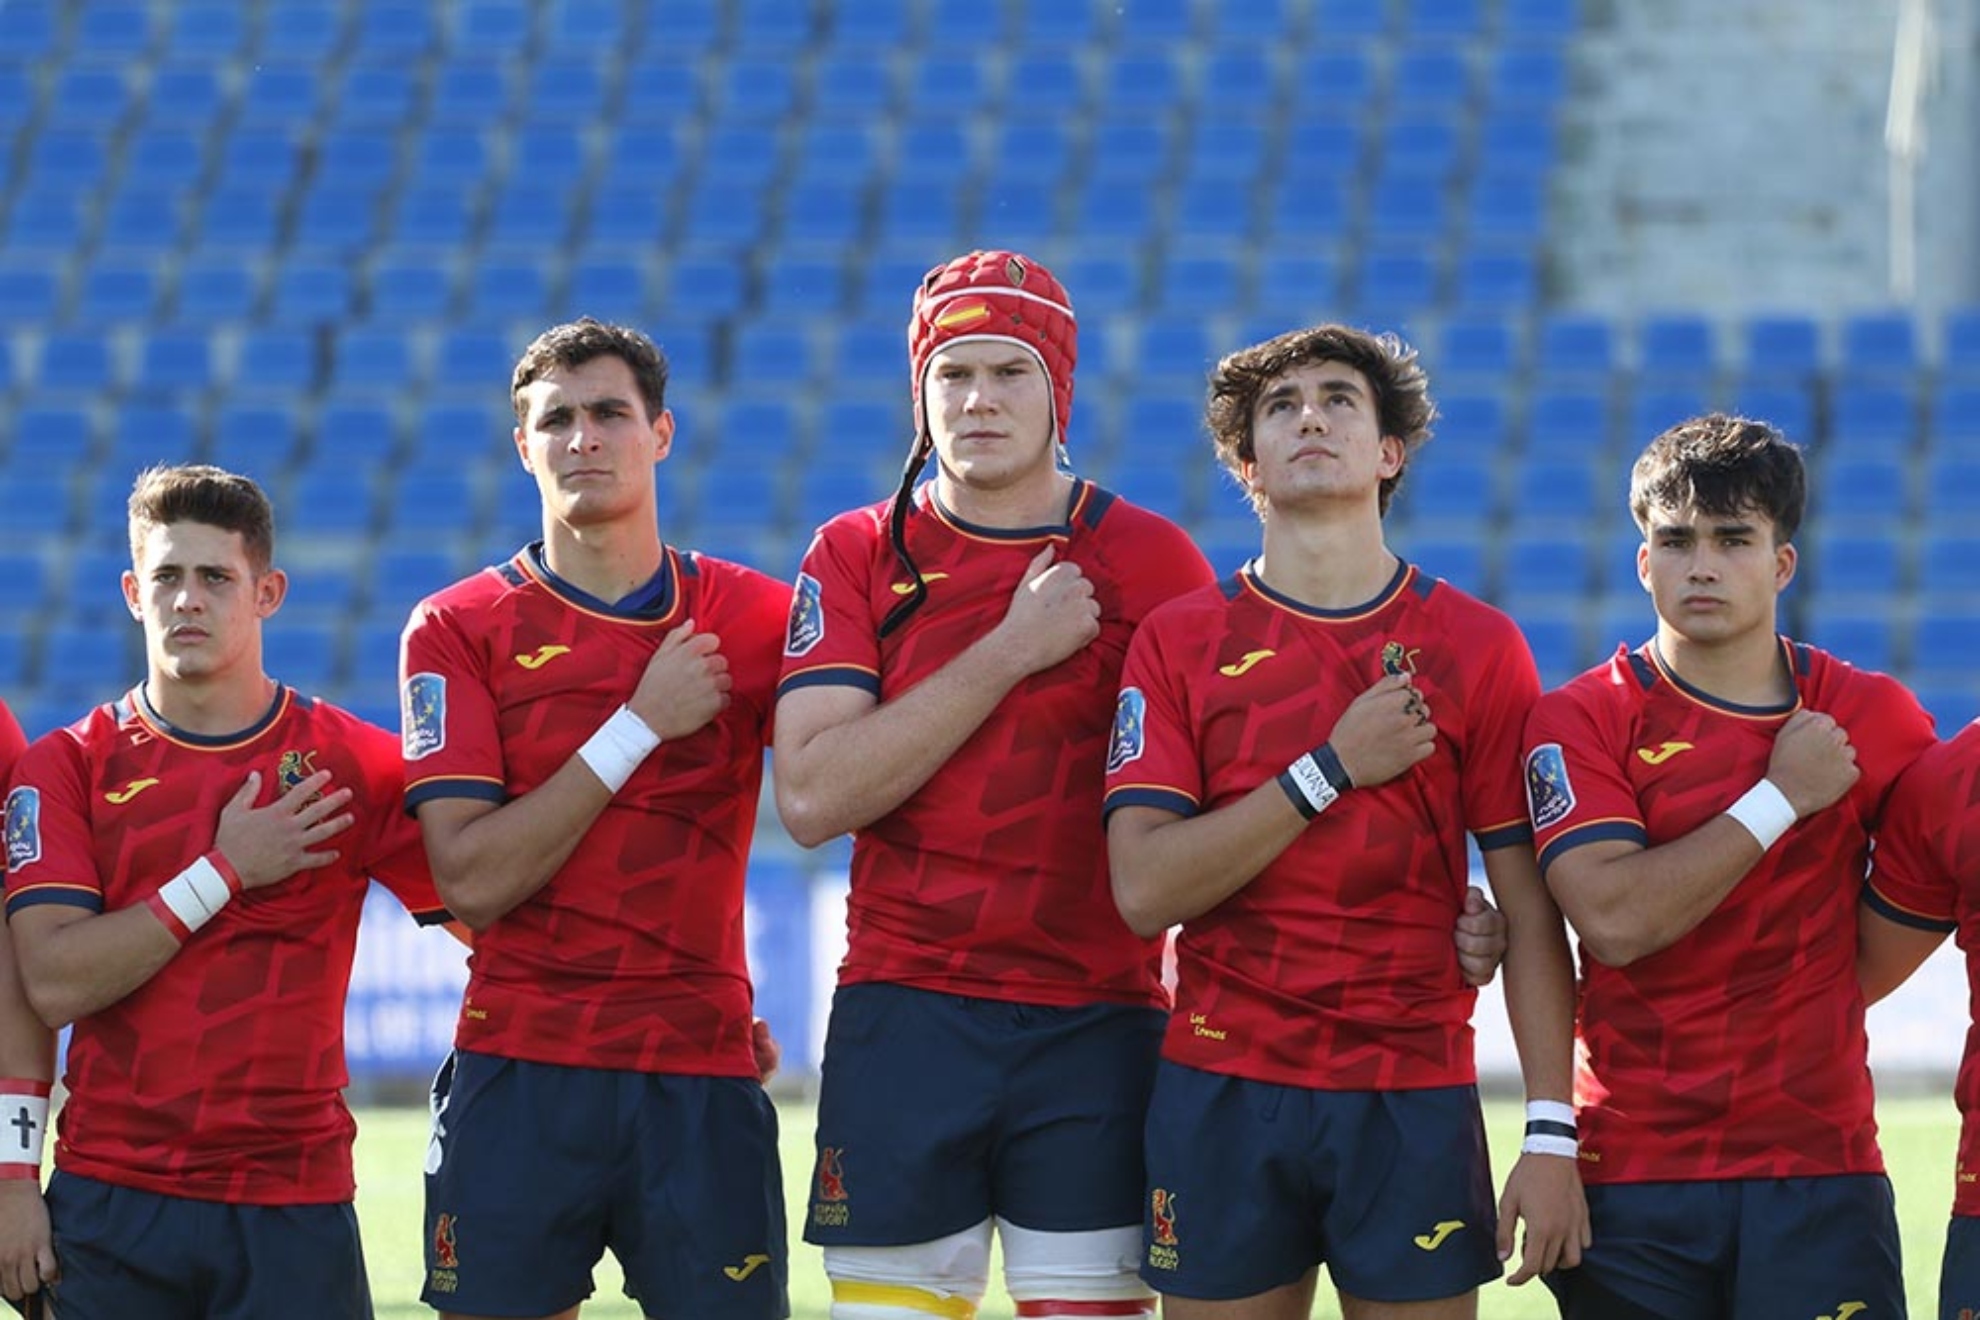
[422,1050,788,1320]
[1942,1213,1980,1319]
[43,1170,370,1319]
[804,983,1165,1245]
[1546,1175,1903,1319]
[1139,1062,1500,1304]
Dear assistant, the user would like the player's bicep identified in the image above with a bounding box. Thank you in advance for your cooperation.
[412,795,502,889]
[1538,836,1641,933]
[1857,901,1948,1006]
[7,902,92,996]
[771,683,878,762]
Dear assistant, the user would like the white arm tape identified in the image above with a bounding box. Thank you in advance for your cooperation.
[1724,778,1797,851]
[576,704,662,793]
[0,1082,50,1178]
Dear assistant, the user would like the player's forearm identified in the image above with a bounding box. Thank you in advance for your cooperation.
[1484,848,1577,1102]
[775,638,1033,846]
[13,907,181,1028]
[1548,819,1763,967]
[1106,790,1308,937]
[0,945,54,1082]
[419,763,607,930]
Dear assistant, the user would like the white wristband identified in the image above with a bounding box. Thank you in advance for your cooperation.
[1724,778,1797,851]
[1525,1099,1576,1127]
[577,705,661,793]
[1522,1098,1578,1158]
[147,852,241,942]
[0,1082,49,1179]
[1521,1134,1580,1158]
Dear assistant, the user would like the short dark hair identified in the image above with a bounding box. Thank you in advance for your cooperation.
[1628,413,1806,543]
[1206,324,1436,517]
[511,317,669,422]
[128,464,275,573]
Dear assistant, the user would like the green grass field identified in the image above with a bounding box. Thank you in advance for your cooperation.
[351,1090,1963,1319]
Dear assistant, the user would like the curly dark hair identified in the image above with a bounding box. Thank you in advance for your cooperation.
[1205,324,1436,517]
[511,317,670,422]
[1628,413,1806,543]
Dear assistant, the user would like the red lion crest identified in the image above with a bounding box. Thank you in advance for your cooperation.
[817,1147,848,1203]
[1151,1189,1178,1247]
[432,1213,459,1269]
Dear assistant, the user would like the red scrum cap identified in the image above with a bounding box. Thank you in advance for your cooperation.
[907,250,1078,447]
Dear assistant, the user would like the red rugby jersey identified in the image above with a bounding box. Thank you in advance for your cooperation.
[4,688,445,1203]
[780,481,1214,1007]
[401,545,787,1077]
[1105,561,1539,1090]
[1525,640,1934,1182]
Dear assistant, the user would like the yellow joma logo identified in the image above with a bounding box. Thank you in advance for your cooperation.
[890,573,950,595]
[1818,1303,1867,1320]
[724,1254,771,1281]
[104,778,159,804]
[1412,1220,1465,1251]
[1636,741,1695,765]
[1218,650,1276,677]
[515,645,571,670]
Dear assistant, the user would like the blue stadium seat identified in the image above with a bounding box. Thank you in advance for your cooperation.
[369,547,463,623]
[1017,0,1102,46]
[76,262,163,323]
[260,2,345,56]
[1100,51,1187,115]
[134,332,216,395]
[429,60,511,124]
[262,624,344,688]
[270,264,356,325]
[1829,384,1917,450]
[485,187,573,250]
[1509,603,1589,688]
[619,56,703,121]
[368,249,457,320]
[1383,118,1465,182]
[334,65,419,129]
[41,623,136,690]
[1488,45,1569,111]
[1439,319,1521,379]
[49,66,134,131]
[680,182,772,247]
[1199,46,1277,109]
[434,329,516,388]
[1525,389,1610,456]
[236,330,318,394]
[0,261,62,324]
[1839,312,1918,377]
[1436,393,1512,455]
[548,0,629,52]
[1355,250,1440,318]
[0,470,76,538]
[1803,608,1898,674]
[8,405,95,469]
[1155,253,1244,316]
[412,402,508,468]
[4,188,88,253]
[522,58,610,124]
[1401,458,1496,524]
[1742,314,1822,381]
[907,54,991,113]
[1479,114,1558,176]
[1944,308,1980,380]
[121,129,208,189]
[411,128,495,186]
[391,187,481,249]
[1807,531,1903,596]
[1252,251,1340,321]
[293,184,381,255]
[387,468,480,537]
[1454,249,1539,310]
[1410,0,1486,38]
[1511,456,1599,517]
[1535,314,1615,379]
[170,252,260,323]
[210,405,302,482]
[76,3,155,56]
[1391,45,1475,109]
[1816,457,1909,523]
[1912,683,1980,733]
[1627,387,1710,444]
[108,403,200,470]
[313,398,401,466]
[827,0,909,47]
[1368,176,1451,241]
[239,63,321,127]
[714,56,800,120]
[879,180,964,242]
[813,53,895,116]
[1917,532,1980,595]
[1467,172,1547,243]
[331,329,421,394]
[26,131,113,191]
[897,119,975,182]
[565,257,650,323]
[144,63,227,128]
[1729,385,1815,446]
[1137,321,1218,381]
[284,463,379,538]
[0,2,57,60]
[1406,535,1489,596]
[1502,530,1594,596]
[1204,0,1300,39]
[1283,111,1368,176]
[1921,458,1980,525]
[1912,614,1980,679]
[1313,0,1389,38]
[1006,52,1087,111]
[453,0,532,51]
[1638,315,1716,378]
[1504,0,1580,38]
[40,334,119,391]
[1931,385,1980,454]
[732,324,821,384]
[354,3,439,57]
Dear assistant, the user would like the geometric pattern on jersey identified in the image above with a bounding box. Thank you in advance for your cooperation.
[1105,560,1540,1090]
[1525,639,1937,1183]
[779,481,1215,1008]
[402,543,790,1076]
[1864,724,1980,1213]
[4,687,445,1203]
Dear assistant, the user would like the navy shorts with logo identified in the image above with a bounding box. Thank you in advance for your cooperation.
[804,982,1166,1245]
[1545,1175,1903,1319]
[422,1049,788,1320]
[44,1170,371,1319]
[1139,1061,1500,1304]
